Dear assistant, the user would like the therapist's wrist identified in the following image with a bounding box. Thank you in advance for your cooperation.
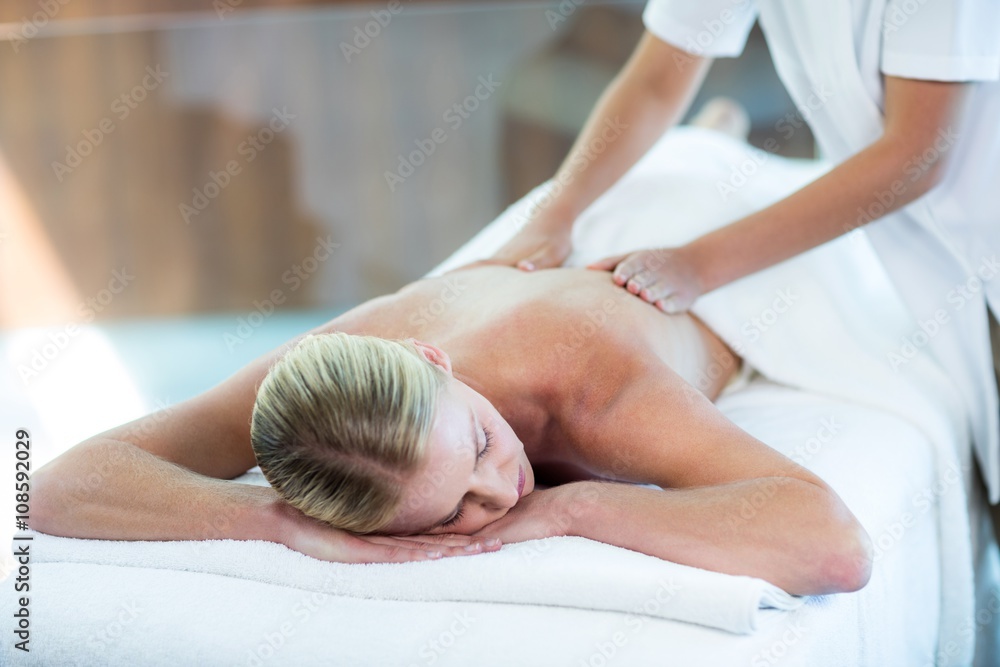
[675,241,716,296]
[532,197,579,233]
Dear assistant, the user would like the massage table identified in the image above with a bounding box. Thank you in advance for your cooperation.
[3,127,999,666]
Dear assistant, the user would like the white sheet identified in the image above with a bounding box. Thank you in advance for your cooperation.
[5,127,998,666]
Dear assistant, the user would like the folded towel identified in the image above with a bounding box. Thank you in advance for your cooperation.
[26,525,800,635]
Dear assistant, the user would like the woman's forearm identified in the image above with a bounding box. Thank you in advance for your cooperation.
[30,438,284,543]
[566,478,872,596]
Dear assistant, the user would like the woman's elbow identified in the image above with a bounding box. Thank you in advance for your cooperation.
[817,519,873,593]
[26,464,62,535]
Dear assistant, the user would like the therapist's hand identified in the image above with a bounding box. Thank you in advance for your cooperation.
[487,209,574,271]
[588,246,704,314]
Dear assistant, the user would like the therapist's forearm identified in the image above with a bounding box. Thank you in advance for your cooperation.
[567,479,872,596]
[543,34,712,225]
[686,134,945,294]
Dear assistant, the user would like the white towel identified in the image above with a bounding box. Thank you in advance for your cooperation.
[25,523,800,635]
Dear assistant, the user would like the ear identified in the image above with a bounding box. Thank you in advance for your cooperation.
[407,339,453,375]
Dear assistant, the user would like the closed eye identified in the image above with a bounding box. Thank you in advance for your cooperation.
[442,426,494,528]
[479,425,494,460]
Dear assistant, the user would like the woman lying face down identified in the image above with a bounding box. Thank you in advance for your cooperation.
[251,333,534,536]
[246,265,872,597]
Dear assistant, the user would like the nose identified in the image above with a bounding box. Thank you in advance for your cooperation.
[471,465,520,511]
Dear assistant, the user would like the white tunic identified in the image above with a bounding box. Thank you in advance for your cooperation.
[644,0,1000,500]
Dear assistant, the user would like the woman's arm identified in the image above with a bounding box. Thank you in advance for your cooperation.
[487,31,713,270]
[476,362,872,596]
[597,76,970,310]
[30,324,498,562]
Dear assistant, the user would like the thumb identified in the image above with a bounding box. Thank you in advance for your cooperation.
[586,253,628,272]
[517,247,554,272]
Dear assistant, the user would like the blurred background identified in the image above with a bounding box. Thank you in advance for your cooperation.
[0,0,816,536]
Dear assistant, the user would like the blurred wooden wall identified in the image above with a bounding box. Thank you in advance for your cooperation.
[0,1,807,328]
[0,27,325,321]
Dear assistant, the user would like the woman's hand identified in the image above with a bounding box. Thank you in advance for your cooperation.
[588,246,705,314]
[276,501,502,563]
[471,484,600,544]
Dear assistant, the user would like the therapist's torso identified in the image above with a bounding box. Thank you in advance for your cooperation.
[642,0,1000,495]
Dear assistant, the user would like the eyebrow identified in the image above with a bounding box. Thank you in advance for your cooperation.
[424,408,479,532]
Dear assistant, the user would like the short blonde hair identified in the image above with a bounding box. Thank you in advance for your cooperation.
[250,332,446,534]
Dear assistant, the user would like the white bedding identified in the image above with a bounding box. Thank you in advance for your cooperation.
[3,380,987,666]
[5,127,999,666]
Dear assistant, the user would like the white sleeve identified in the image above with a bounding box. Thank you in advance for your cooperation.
[642,0,758,58]
[881,0,1000,81]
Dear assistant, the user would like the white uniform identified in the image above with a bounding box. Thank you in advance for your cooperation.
[644,0,1000,500]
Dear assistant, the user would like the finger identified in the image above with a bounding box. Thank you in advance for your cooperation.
[656,294,689,315]
[586,253,627,272]
[517,249,545,271]
[364,535,502,557]
[343,538,447,564]
[393,534,502,550]
[625,269,652,295]
[640,280,674,304]
[613,255,646,286]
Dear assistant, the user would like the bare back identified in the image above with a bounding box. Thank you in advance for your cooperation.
[101,265,741,490]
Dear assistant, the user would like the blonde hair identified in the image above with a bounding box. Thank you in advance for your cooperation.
[250,332,446,534]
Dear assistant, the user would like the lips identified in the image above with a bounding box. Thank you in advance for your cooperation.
[517,465,525,498]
